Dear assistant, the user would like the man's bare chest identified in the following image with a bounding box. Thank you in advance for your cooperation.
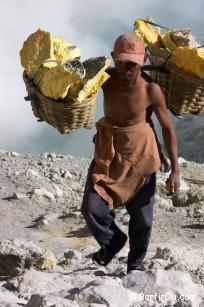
[103,85,151,113]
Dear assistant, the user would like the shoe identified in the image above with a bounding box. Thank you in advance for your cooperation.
[92,233,127,266]
[127,263,144,274]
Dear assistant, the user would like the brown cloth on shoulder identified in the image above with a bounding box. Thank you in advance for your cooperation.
[92,116,170,210]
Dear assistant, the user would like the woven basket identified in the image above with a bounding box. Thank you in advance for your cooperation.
[146,47,172,100]
[23,71,97,134]
[167,65,204,115]
[146,51,204,118]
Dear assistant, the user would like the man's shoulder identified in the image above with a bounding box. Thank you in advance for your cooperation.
[141,71,162,94]
[105,66,115,76]
[101,66,115,89]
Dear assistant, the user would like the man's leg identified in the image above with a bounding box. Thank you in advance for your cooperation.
[80,159,127,252]
[125,172,156,273]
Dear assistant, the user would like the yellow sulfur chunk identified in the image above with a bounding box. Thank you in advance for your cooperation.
[20,28,55,78]
[161,31,177,51]
[37,60,83,100]
[52,36,80,61]
[133,19,160,46]
[20,29,81,78]
[34,59,57,86]
[169,47,204,78]
[68,57,111,102]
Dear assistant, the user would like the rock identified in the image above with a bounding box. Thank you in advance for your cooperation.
[172,191,189,207]
[150,244,204,285]
[122,268,202,306]
[0,239,43,277]
[61,170,73,179]
[11,192,24,200]
[27,168,41,178]
[178,157,191,166]
[58,249,82,267]
[0,240,58,277]
[10,152,21,157]
[47,153,57,159]
[27,293,80,307]
[35,249,57,270]
[192,206,204,219]
[34,213,59,228]
[70,182,82,193]
[144,258,170,270]
[14,268,74,299]
[73,278,141,307]
[32,188,56,202]
[0,291,26,306]
[64,249,82,261]
[34,217,49,228]
[155,197,173,211]
[179,178,190,192]
[64,211,82,219]
[52,184,64,198]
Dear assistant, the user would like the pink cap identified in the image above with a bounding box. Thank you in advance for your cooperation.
[113,33,145,65]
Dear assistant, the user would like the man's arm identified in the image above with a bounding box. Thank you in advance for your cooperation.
[150,82,180,192]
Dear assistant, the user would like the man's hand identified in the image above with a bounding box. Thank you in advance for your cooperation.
[165,171,181,194]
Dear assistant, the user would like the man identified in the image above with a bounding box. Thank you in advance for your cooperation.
[81,32,180,274]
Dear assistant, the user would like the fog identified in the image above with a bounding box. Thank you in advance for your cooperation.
[0,0,203,157]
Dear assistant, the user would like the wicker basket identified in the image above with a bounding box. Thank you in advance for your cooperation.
[23,71,97,134]
[145,46,172,98]
[146,50,204,118]
[167,65,204,115]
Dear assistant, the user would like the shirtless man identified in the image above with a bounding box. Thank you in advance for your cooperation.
[81,33,180,274]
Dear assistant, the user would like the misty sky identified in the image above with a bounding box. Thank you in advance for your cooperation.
[0,0,204,157]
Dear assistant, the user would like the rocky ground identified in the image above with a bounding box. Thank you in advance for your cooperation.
[0,149,204,307]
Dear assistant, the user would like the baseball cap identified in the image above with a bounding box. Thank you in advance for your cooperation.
[113,32,145,65]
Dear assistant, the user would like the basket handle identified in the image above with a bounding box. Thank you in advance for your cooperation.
[144,48,172,73]
[139,19,172,31]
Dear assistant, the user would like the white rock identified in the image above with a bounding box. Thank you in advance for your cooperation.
[155,197,173,211]
[0,290,26,306]
[52,184,64,198]
[122,268,202,306]
[10,151,21,157]
[11,192,24,200]
[14,268,74,299]
[70,182,82,192]
[179,178,190,192]
[32,188,56,202]
[34,213,59,228]
[47,153,57,159]
[178,157,191,165]
[74,278,141,307]
[62,170,73,179]
[35,218,49,228]
[151,244,204,285]
[27,168,41,178]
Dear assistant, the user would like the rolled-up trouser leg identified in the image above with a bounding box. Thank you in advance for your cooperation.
[125,172,156,272]
[80,159,127,251]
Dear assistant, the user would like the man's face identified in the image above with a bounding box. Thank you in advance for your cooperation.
[113,58,141,81]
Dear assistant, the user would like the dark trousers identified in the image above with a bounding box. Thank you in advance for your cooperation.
[80,159,156,272]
